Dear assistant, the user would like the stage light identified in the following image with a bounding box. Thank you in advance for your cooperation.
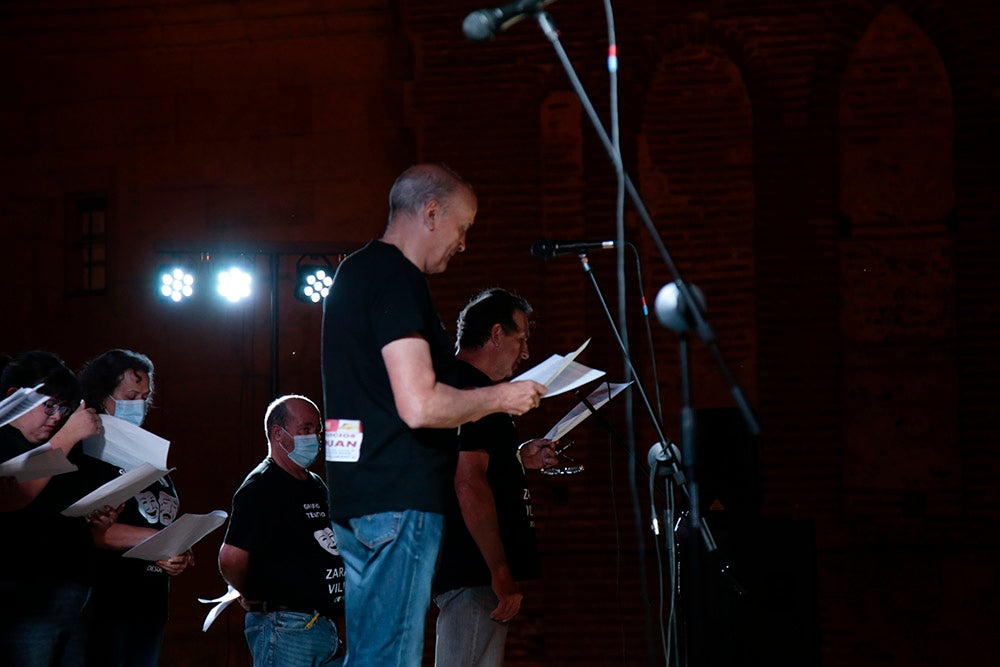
[157,266,195,303]
[295,256,334,304]
[217,266,253,303]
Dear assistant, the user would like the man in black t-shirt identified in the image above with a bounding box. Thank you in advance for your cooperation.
[321,164,547,666]
[219,395,345,667]
[433,288,560,667]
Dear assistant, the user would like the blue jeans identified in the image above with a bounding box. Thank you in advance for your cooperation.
[434,585,508,667]
[244,611,342,667]
[0,580,92,667]
[332,511,444,667]
[87,611,165,667]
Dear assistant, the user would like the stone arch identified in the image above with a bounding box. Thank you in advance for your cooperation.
[835,4,960,523]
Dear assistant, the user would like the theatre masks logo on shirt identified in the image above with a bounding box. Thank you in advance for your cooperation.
[313,526,340,556]
[136,489,179,525]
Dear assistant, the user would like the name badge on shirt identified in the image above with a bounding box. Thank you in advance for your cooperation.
[325,419,363,463]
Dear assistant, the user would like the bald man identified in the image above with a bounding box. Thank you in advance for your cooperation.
[220,395,345,666]
[321,164,546,666]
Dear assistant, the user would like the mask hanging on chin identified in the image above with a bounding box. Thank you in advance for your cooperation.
[114,399,147,427]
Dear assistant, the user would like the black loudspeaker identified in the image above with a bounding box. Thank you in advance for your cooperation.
[697,515,822,667]
[694,406,760,519]
[681,408,818,666]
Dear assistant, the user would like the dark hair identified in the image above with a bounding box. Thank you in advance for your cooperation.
[456,288,532,350]
[387,163,474,226]
[0,350,80,404]
[264,394,320,440]
[78,349,154,414]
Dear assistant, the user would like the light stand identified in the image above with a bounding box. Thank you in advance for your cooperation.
[154,241,355,399]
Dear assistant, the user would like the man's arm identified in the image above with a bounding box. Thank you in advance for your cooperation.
[455,450,523,623]
[93,522,158,550]
[219,543,254,608]
[383,335,545,429]
[0,477,50,511]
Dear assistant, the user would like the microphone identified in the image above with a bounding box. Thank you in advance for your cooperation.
[531,239,616,259]
[462,0,555,42]
[648,441,685,486]
[654,282,706,333]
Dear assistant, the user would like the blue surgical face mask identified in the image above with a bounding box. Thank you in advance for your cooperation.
[114,399,147,427]
[280,427,321,469]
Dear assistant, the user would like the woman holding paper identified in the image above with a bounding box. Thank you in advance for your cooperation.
[0,350,109,667]
[79,349,194,667]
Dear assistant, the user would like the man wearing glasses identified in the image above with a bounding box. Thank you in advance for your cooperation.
[219,394,346,666]
[433,288,561,667]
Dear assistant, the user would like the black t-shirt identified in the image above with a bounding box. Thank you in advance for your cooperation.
[0,425,97,584]
[89,465,180,619]
[321,240,458,520]
[433,361,541,595]
[223,458,345,617]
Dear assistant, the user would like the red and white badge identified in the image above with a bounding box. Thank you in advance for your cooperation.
[325,419,363,463]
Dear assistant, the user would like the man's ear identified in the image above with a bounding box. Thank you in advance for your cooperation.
[490,323,505,347]
[424,199,440,230]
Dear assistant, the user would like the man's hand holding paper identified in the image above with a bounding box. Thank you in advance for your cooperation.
[511,339,606,398]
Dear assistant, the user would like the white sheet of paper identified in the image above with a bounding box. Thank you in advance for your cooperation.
[0,384,48,428]
[198,585,241,632]
[0,443,79,482]
[511,339,604,398]
[82,415,170,471]
[60,462,173,517]
[544,381,632,441]
[123,509,228,561]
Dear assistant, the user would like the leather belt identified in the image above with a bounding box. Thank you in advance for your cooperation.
[247,602,317,615]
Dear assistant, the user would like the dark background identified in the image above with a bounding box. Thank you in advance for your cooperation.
[1,1,997,665]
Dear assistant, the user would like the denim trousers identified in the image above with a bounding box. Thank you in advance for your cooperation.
[87,610,165,667]
[0,580,92,667]
[434,585,508,667]
[332,510,444,667]
[244,610,342,667]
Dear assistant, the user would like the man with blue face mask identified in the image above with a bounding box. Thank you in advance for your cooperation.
[219,394,346,667]
[79,348,194,667]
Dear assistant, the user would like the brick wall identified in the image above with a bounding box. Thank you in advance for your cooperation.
[1,1,998,665]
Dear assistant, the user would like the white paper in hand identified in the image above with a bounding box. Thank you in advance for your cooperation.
[198,585,242,632]
[511,339,605,398]
[544,381,632,441]
[0,443,78,483]
[0,384,47,428]
[82,415,170,471]
[60,462,173,518]
[123,510,228,561]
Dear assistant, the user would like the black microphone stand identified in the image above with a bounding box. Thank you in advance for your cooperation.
[677,331,704,667]
[576,251,730,666]
[532,10,760,440]
[527,10,753,665]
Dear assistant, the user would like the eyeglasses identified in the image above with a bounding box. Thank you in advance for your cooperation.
[42,400,73,419]
[541,441,585,476]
